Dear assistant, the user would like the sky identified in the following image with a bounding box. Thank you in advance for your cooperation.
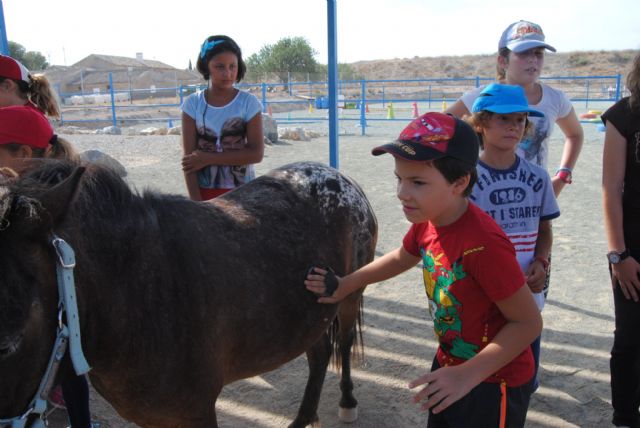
[2,0,639,69]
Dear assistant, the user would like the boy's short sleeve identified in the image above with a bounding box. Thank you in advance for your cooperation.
[467,230,526,302]
[539,168,560,221]
[402,223,423,257]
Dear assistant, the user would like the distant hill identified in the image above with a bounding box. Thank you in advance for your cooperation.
[349,49,637,80]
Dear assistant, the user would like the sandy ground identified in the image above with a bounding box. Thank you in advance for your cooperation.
[45,106,613,428]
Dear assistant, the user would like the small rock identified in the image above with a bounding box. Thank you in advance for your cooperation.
[263,115,278,143]
[95,126,121,135]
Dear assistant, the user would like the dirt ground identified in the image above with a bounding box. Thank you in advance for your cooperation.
[45,109,613,427]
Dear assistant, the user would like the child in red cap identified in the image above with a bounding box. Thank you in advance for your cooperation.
[306,112,541,427]
[0,105,77,174]
[0,54,60,117]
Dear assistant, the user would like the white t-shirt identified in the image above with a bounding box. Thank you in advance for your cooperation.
[470,156,560,309]
[461,83,573,169]
[182,89,262,189]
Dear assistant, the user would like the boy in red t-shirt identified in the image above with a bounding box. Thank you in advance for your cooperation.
[305,112,542,427]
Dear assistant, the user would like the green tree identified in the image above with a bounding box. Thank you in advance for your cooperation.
[8,41,49,70]
[246,37,318,83]
[316,63,361,81]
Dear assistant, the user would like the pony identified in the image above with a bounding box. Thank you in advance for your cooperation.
[0,160,377,427]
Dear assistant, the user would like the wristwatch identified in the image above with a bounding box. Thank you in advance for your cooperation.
[555,167,573,184]
[607,249,630,264]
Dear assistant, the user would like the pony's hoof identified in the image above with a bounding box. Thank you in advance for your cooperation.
[338,406,358,423]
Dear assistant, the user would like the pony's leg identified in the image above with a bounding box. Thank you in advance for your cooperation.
[288,333,332,428]
[337,291,363,423]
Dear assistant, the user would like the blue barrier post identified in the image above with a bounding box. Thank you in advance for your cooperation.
[585,80,590,109]
[615,74,622,101]
[179,85,184,106]
[428,85,432,109]
[360,80,367,135]
[261,83,267,113]
[475,76,480,88]
[382,85,386,109]
[327,0,339,169]
[0,0,9,55]
[109,73,117,128]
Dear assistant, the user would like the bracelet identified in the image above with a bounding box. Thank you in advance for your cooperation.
[534,256,550,271]
[555,167,572,184]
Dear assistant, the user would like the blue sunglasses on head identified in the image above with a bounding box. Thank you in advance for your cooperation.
[200,39,225,59]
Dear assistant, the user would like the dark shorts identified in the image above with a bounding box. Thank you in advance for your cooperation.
[427,359,532,428]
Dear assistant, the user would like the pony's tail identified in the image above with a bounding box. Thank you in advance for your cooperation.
[328,293,365,370]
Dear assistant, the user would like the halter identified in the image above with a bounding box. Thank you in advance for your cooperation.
[0,236,91,428]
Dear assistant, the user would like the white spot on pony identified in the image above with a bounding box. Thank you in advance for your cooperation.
[270,162,373,219]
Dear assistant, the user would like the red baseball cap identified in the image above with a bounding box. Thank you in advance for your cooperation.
[0,105,54,149]
[372,112,479,166]
[0,55,30,83]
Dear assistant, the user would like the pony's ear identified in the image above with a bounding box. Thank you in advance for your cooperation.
[37,166,86,227]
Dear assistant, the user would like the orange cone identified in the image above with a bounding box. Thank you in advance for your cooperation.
[365,103,370,113]
[412,102,419,118]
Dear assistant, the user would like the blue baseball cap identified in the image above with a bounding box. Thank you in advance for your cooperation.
[471,84,544,117]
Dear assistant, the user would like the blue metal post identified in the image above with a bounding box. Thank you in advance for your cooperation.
[428,85,432,109]
[0,0,9,55]
[108,73,117,128]
[585,80,590,109]
[382,85,385,108]
[327,0,339,169]
[179,85,184,106]
[360,80,367,135]
[615,74,622,101]
[475,76,480,88]
[261,83,267,113]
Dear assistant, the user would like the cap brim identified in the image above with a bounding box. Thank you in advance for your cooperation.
[483,105,545,117]
[508,40,556,53]
[372,141,445,162]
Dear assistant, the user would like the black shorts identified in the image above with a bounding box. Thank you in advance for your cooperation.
[427,359,532,428]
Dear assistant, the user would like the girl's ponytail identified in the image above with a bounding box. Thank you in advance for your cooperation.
[44,135,79,163]
[28,74,60,118]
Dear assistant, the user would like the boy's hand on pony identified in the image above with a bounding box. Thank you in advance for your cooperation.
[305,266,347,304]
[408,365,475,414]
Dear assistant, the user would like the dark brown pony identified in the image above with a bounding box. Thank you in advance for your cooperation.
[0,160,377,427]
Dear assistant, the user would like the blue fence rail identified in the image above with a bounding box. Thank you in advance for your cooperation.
[57,73,624,135]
